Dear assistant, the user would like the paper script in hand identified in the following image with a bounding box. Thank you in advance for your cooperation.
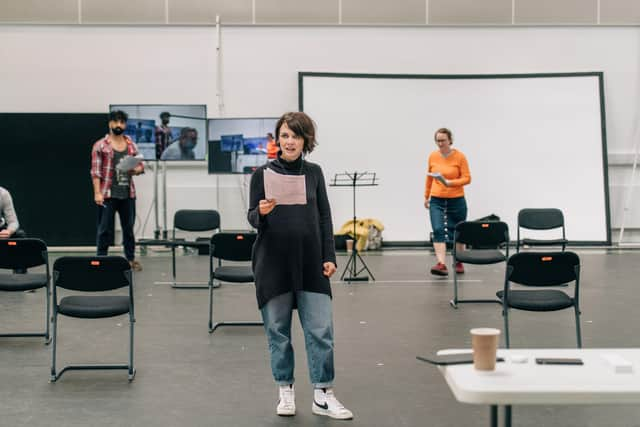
[264,168,307,205]
[116,154,144,172]
[428,172,447,185]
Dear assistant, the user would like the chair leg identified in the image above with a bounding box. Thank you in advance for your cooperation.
[208,282,214,333]
[450,263,459,309]
[44,286,51,345]
[128,313,136,381]
[503,309,510,349]
[171,246,177,286]
[574,305,582,348]
[50,311,58,382]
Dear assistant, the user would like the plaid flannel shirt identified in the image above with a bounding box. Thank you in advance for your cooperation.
[90,135,143,199]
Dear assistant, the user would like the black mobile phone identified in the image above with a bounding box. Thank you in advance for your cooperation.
[535,357,583,365]
[417,354,505,366]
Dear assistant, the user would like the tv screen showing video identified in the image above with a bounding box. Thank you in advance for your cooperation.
[109,104,207,161]
[208,117,278,174]
[243,137,269,154]
[220,134,243,152]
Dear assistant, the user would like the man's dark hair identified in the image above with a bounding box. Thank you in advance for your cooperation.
[109,110,129,123]
[160,111,171,119]
[179,127,197,139]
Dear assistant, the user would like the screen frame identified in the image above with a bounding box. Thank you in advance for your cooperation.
[208,117,279,175]
[299,71,611,246]
[109,103,208,162]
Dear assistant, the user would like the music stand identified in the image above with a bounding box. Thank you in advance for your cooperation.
[330,172,378,283]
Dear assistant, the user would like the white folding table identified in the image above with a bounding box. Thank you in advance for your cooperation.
[436,348,640,427]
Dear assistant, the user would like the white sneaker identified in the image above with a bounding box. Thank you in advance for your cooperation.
[312,388,353,420]
[277,384,295,416]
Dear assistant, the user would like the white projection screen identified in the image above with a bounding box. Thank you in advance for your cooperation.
[299,72,610,245]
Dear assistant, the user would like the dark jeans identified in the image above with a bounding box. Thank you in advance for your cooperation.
[97,198,136,261]
[429,196,468,243]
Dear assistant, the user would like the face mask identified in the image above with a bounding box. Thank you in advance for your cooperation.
[111,126,124,136]
[182,138,196,150]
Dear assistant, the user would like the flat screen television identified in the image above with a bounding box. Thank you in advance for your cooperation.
[123,118,156,160]
[208,117,278,174]
[220,134,243,152]
[109,104,207,161]
[243,136,269,154]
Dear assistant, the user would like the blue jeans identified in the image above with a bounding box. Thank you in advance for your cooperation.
[429,196,468,243]
[260,291,334,388]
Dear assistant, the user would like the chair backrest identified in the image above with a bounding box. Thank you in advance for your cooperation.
[507,251,579,287]
[454,221,509,249]
[210,232,257,262]
[174,210,221,233]
[53,256,131,292]
[518,208,564,230]
[0,238,48,269]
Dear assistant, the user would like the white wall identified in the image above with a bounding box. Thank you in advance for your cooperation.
[2,25,640,241]
[302,74,608,242]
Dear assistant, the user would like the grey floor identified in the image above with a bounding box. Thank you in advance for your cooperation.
[2,248,640,427]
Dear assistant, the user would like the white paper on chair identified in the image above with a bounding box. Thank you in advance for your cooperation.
[263,168,307,205]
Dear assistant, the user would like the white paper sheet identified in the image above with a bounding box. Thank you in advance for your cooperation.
[263,168,307,205]
[116,154,144,172]
[427,172,447,185]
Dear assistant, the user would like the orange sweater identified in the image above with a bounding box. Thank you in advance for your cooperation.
[424,149,471,200]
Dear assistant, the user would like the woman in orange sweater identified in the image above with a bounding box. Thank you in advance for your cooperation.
[424,128,471,276]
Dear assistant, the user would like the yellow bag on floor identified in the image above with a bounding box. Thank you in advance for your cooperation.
[337,218,384,252]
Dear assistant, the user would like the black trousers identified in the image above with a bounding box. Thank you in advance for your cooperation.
[96,198,136,261]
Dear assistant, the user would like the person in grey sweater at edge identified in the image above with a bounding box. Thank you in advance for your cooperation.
[0,186,20,239]
[0,186,27,273]
[247,112,353,420]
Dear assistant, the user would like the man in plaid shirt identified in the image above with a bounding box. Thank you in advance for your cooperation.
[91,110,145,271]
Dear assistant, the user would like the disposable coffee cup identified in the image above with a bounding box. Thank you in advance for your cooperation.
[346,239,354,253]
[470,328,501,371]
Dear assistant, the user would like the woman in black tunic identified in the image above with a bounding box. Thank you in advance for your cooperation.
[248,112,353,420]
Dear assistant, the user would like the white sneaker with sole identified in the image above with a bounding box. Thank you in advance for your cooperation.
[277,384,295,416]
[312,388,353,420]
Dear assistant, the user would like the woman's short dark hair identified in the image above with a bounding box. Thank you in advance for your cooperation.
[275,112,317,154]
[434,127,453,143]
[109,110,129,123]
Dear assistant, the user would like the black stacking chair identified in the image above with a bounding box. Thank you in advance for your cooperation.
[208,231,263,333]
[171,209,221,289]
[497,251,581,348]
[51,256,135,382]
[450,221,509,308]
[516,208,568,253]
[0,238,50,343]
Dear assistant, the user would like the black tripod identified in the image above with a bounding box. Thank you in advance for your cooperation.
[330,172,378,283]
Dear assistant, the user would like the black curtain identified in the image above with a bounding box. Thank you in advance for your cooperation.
[0,113,108,245]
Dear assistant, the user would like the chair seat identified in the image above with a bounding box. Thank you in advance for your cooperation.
[496,289,574,311]
[58,295,130,318]
[0,273,48,291]
[213,266,254,283]
[173,239,210,249]
[456,249,506,265]
[521,238,568,246]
